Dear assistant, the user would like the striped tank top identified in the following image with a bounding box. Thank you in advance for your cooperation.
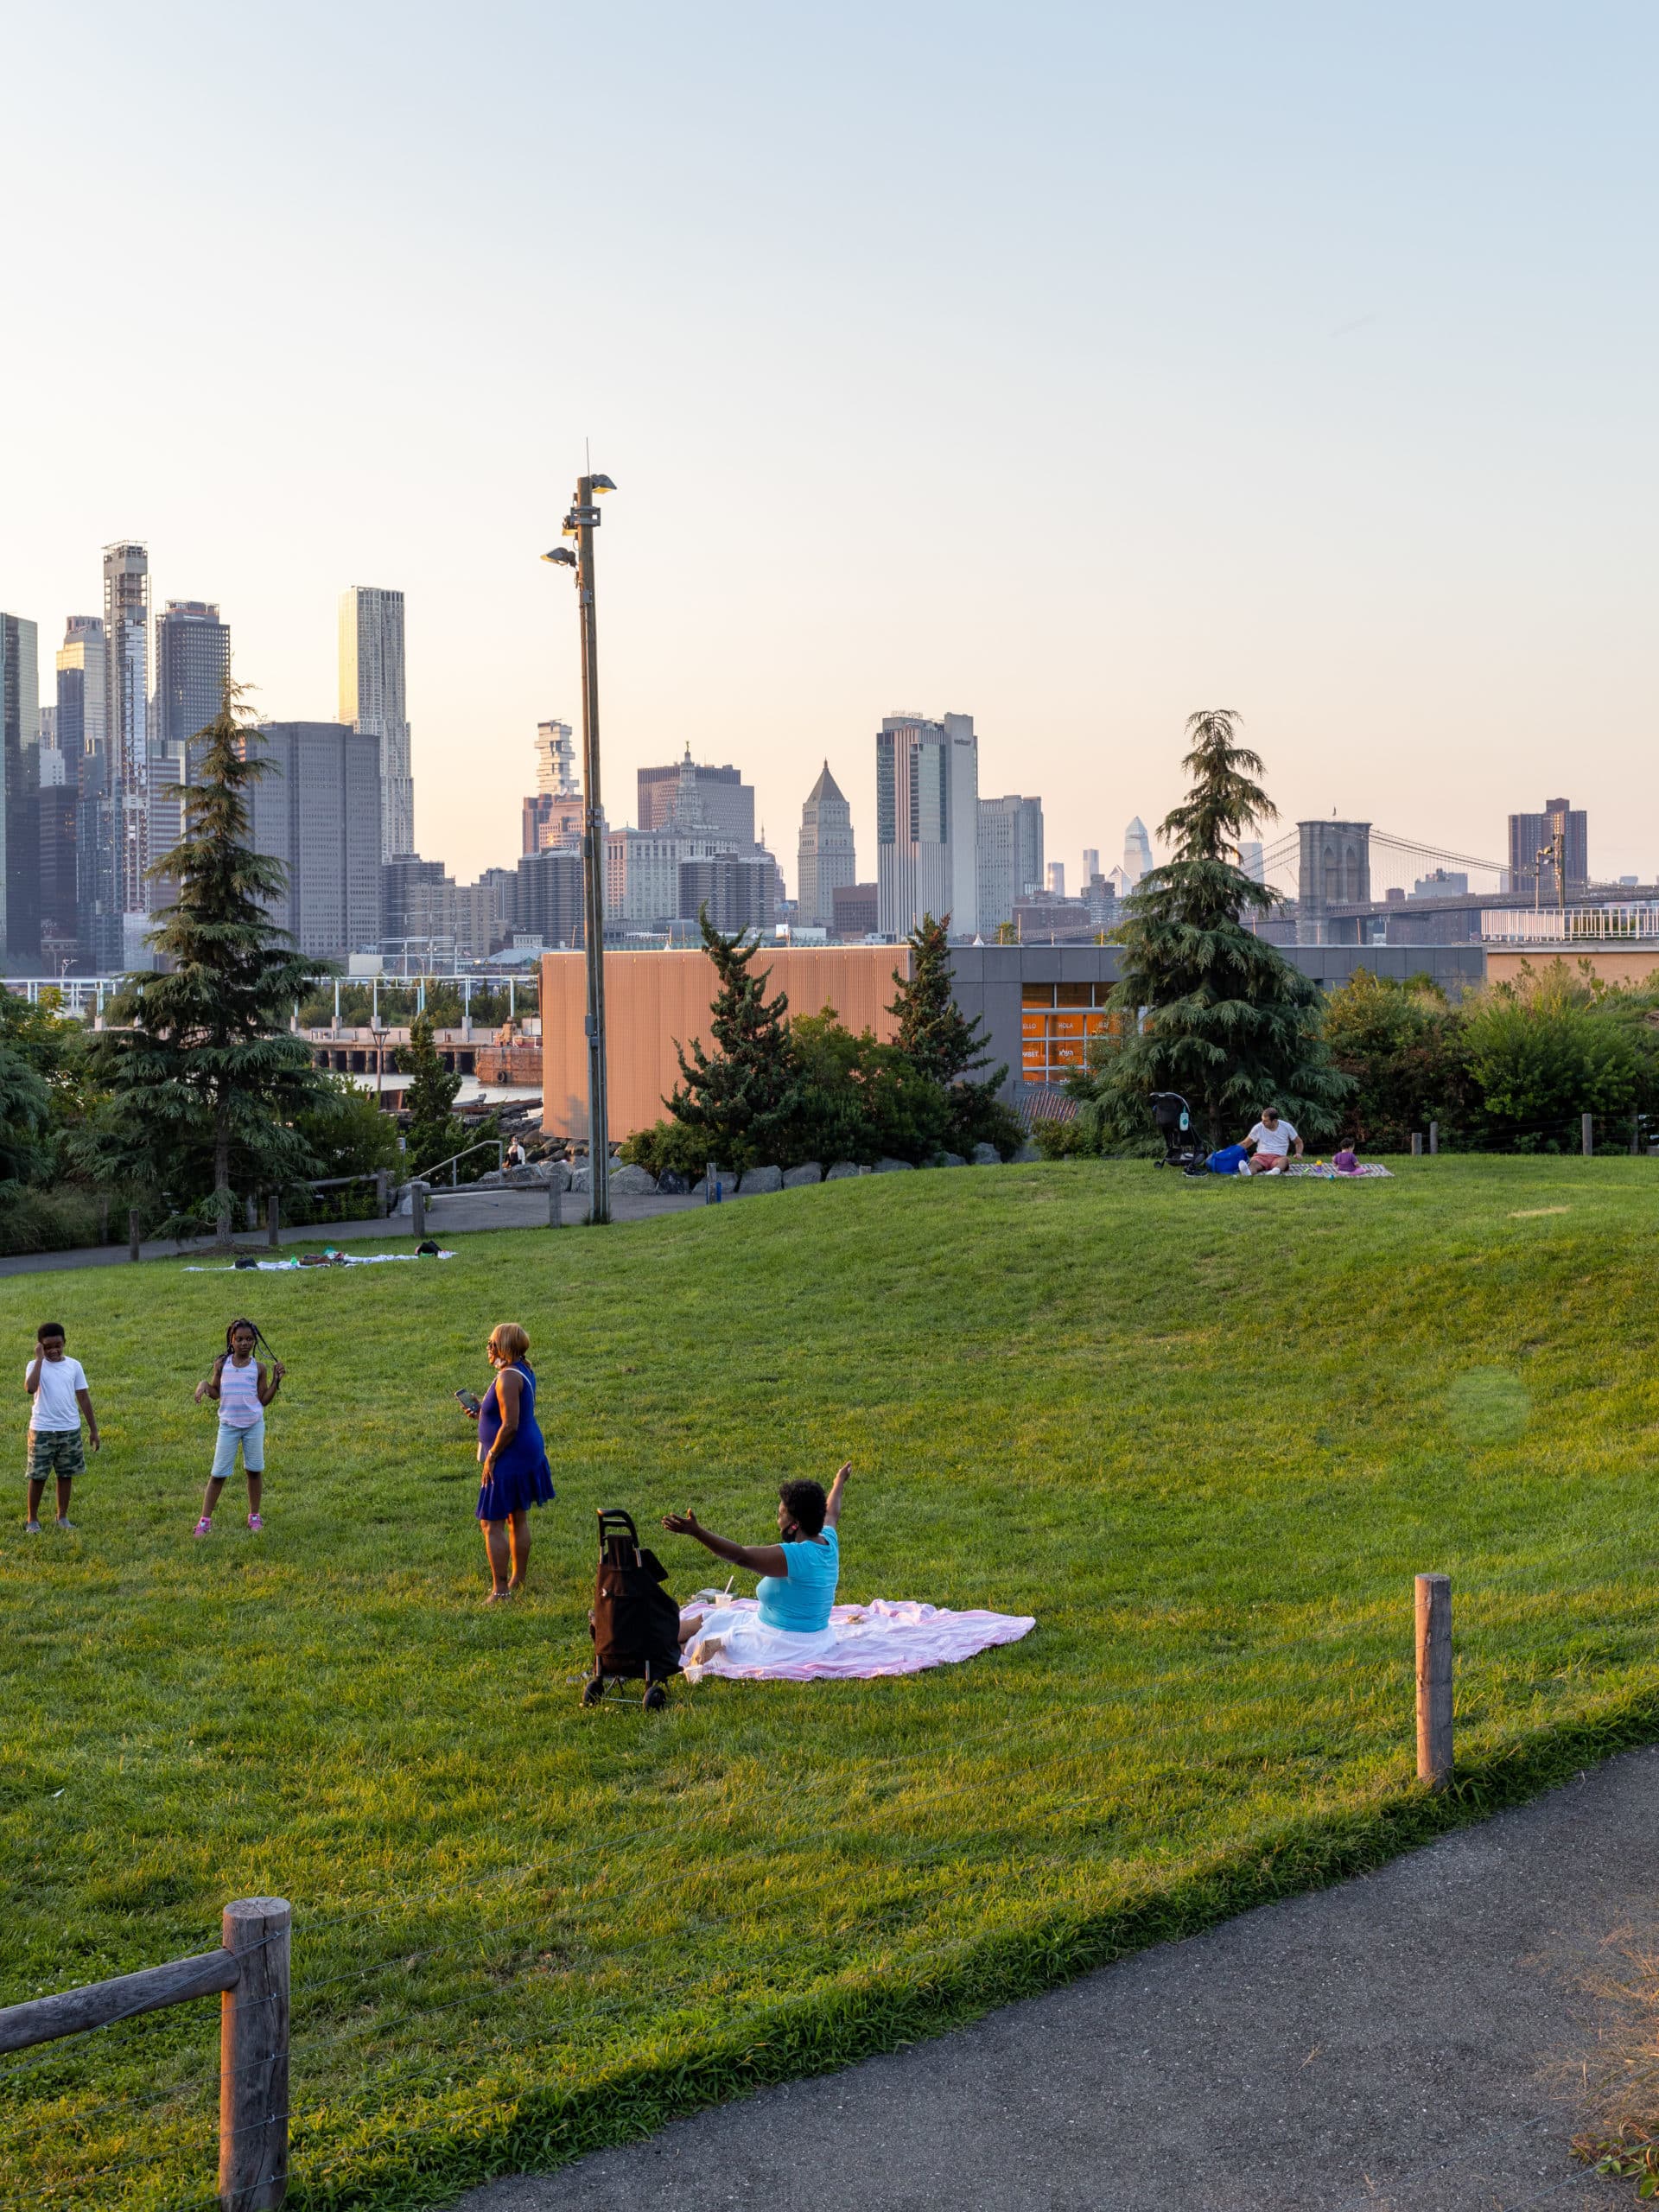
[219,1357,262,1429]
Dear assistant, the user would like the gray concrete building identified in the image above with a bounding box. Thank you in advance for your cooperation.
[1508,798,1587,902]
[103,542,151,961]
[797,760,856,927]
[516,847,584,948]
[1,613,41,959]
[243,721,382,958]
[679,853,775,937]
[639,751,754,849]
[339,586,414,861]
[977,793,1044,931]
[153,600,230,749]
[877,710,979,938]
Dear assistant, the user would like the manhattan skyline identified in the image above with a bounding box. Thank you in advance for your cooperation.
[4,3,1656,891]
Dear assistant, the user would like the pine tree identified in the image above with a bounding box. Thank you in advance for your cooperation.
[1085,709,1350,1150]
[665,908,806,1171]
[76,685,330,1245]
[398,1011,465,1172]
[887,913,998,1084]
[887,912,1020,1157]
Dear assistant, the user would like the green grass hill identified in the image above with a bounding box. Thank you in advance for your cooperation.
[4,1156,1659,2208]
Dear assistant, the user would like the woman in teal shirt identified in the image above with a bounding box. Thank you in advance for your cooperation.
[664,1462,850,1658]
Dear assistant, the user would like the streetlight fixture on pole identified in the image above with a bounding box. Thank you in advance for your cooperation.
[543,468,616,1225]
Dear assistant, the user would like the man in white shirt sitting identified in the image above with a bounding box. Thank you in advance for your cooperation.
[1244,1105,1302,1173]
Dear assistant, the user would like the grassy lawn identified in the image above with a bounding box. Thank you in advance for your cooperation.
[4,1156,1659,2208]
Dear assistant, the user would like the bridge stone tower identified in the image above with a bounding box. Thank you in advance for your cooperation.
[1297,820,1371,944]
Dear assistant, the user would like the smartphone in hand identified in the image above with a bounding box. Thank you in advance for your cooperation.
[454,1389,481,1416]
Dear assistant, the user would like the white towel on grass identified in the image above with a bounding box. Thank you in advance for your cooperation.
[680,1596,1035,1683]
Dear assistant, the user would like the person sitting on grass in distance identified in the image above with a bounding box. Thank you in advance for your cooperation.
[664,1463,851,1662]
[1243,1104,1303,1174]
[25,1324,99,1535]
[462,1323,555,1603]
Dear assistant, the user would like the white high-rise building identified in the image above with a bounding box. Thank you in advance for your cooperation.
[1123,816,1154,887]
[535,717,578,797]
[1046,861,1066,898]
[339,586,414,860]
[876,710,979,938]
[797,760,856,926]
[1082,846,1100,880]
[103,543,151,958]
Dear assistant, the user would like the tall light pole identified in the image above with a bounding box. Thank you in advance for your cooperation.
[544,470,616,1224]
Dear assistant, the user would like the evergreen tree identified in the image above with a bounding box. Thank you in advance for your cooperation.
[887,913,996,1083]
[398,1011,466,1172]
[665,908,806,1170]
[74,685,330,1245]
[887,912,1020,1157]
[1084,709,1349,1150]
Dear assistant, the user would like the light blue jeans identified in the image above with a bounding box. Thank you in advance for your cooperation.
[211,1417,264,1479]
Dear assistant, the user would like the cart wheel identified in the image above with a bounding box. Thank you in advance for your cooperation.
[642,1681,669,1712]
[581,1677,606,1707]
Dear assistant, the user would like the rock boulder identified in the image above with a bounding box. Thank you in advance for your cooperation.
[738,1164,784,1195]
[609,1163,659,1196]
[971,1142,1001,1165]
[824,1161,863,1181]
[782,1163,823,1187]
[874,1157,915,1173]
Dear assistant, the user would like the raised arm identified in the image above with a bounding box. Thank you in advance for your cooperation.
[824,1461,852,1529]
[257,1358,286,1407]
[661,1510,786,1580]
[194,1353,226,1407]
[25,1351,42,1395]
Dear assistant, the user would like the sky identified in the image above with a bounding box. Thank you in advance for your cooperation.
[3,1,1656,898]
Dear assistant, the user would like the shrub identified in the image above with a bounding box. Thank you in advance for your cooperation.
[0,1183,108,1258]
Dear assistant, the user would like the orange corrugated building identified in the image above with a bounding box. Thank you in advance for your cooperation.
[538,944,913,1142]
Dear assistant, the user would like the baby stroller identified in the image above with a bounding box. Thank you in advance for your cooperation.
[582,1508,683,1711]
[1148,1092,1210,1173]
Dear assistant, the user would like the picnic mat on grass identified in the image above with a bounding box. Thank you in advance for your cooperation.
[1282,1161,1394,1178]
[680,1595,1036,1683]
[183,1251,457,1269]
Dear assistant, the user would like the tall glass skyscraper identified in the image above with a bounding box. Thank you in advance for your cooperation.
[57,616,114,973]
[103,542,151,962]
[154,600,230,749]
[875,710,979,939]
[338,586,414,861]
[0,613,41,958]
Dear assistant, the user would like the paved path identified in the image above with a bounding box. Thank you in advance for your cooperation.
[455,1751,1659,2212]
[0,1189,702,1276]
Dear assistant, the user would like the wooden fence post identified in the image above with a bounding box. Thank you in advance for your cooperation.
[219,1895,290,2212]
[1414,1573,1452,1790]
[374,1168,389,1218]
[411,1184,426,1242]
[128,1209,142,1262]
[1583,1111,1594,1158]
[1411,1131,1423,1158]
[1428,1121,1439,1156]
[266,1195,280,1250]
[549,1176,563,1229]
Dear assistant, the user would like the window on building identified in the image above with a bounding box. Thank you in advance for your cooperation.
[1020,980,1119,1082]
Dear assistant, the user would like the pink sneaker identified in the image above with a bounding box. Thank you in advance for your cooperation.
[194,1516,212,1538]
[247,1513,263,1533]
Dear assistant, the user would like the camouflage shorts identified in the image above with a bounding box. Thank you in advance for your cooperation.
[27,1428,85,1480]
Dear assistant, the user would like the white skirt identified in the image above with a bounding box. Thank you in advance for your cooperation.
[681,1602,838,1678]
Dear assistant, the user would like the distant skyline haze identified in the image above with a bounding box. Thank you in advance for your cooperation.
[3,2,1656,897]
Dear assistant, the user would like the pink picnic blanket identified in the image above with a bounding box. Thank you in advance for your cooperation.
[679,1596,1036,1683]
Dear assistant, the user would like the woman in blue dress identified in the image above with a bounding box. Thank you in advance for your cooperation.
[467,1323,555,1602]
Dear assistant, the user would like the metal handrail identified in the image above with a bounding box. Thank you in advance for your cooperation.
[408,1139,505,1190]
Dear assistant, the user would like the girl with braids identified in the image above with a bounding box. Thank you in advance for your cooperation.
[193,1319,285,1536]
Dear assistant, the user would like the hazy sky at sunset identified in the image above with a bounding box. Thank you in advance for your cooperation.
[3,2,1655,895]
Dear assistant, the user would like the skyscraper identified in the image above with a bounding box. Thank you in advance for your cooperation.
[103,542,150,960]
[1508,798,1588,902]
[242,722,383,958]
[976,794,1045,931]
[637,752,754,848]
[796,761,856,926]
[535,717,578,796]
[154,601,230,748]
[339,587,414,860]
[1122,817,1153,887]
[1082,847,1100,880]
[58,617,113,972]
[876,711,979,938]
[1046,861,1066,898]
[0,613,41,958]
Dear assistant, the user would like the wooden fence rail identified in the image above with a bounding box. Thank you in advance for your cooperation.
[0,1895,290,2212]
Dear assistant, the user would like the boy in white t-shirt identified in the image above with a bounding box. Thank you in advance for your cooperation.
[25,1324,100,1534]
[1245,1106,1303,1174]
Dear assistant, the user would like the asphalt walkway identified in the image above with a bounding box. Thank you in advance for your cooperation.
[0,1187,702,1275]
[455,1750,1659,2211]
